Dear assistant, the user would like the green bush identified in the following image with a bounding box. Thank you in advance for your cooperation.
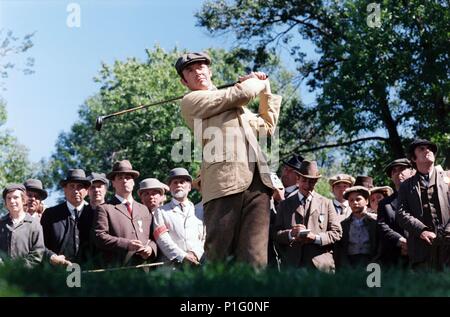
[0,260,449,297]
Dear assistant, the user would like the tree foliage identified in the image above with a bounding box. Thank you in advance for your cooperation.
[0,29,35,90]
[196,0,450,176]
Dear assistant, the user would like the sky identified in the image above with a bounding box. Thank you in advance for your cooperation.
[0,0,242,162]
[0,0,316,204]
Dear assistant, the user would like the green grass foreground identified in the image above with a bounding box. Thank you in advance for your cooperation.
[0,261,449,297]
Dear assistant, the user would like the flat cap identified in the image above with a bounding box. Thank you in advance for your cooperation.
[384,158,412,177]
[329,174,355,187]
[343,185,370,200]
[175,52,211,76]
[3,183,26,200]
[88,172,109,186]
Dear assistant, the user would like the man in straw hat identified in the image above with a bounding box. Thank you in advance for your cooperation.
[153,168,205,265]
[377,158,415,267]
[138,178,169,213]
[275,160,342,272]
[93,160,157,267]
[397,139,450,270]
[175,51,283,267]
[23,178,48,219]
[41,169,94,266]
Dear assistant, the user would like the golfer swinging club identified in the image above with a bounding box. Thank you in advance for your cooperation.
[174,51,283,268]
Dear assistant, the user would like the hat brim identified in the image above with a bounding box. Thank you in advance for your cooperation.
[59,179,91,187]
[384,163,412,177]
[26,187,48,200]
[344,189,370,200]
[167,175,193,184]
[329,179,353,187]
[295,172,321,179]
[408,141,438,158]
[106,170,140,180]
[283,161,301,171]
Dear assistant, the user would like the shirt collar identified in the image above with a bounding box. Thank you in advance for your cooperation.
[285,185,298,194]
[66,201,87,212]
[298,191,314,203]
[115,194,134,205]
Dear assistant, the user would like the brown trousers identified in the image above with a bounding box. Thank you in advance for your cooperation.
[203,170,271,268]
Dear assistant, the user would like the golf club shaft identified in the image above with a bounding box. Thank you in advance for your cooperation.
[103,81,238,120]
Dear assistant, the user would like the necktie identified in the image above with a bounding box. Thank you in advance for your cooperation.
[74,209,79,222]
[125,201,133,217]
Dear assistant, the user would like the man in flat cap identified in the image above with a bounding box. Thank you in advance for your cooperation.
[93,160,157,267]
[397,139,450,270]
[377,158,415,267]
[23,178,48,219]
[88,172,109,209]
[153,168,205,265]
[41,169,94,266]
[138,178,169,213]
[275,161,342,272]
[328,174,355,221]
[334,186,379,268]
[175,51,282,267]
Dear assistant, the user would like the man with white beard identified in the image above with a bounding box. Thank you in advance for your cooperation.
[153,168,205,266]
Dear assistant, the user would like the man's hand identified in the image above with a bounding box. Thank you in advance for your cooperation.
[420,230,436,245]
[50,254,72,267]
[183,251,200,266]
[136,246,153,260]
[290,224,307,238]
[127,239,144,251]
[238,71,268,82]
[273,187,285,202]
[399,237,408,256]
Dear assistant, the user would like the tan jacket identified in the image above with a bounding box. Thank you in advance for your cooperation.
[181,79,282,203]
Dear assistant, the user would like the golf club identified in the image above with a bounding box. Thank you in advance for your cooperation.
[95,81,238,131]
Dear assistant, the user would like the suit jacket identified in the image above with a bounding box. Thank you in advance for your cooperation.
[275,192,342,272]
[93,196,157,266]
[40,202,95,263]
[377,192,408,266]
[335,213,379,268]
[397,167,450,264]
[181,79,282,204]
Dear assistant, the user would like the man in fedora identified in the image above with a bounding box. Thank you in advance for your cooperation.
[23,179,48,219]
[328,174,355,221]
[175,51,282,268]
[275,160,342,272]
[88,172,109,209]
[153,168,205,265]
[397,139,450,270]
[93,160,157,267]
[334,186,379,268]
[377,158,415,267]
[281,154,304,199]
[138,178,169,213]
[40,169,94,266]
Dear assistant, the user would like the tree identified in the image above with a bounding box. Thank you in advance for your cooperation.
[45,46,301,200]
[0,29,35,90]
[0,98,32,213]
[196,0,450,175]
